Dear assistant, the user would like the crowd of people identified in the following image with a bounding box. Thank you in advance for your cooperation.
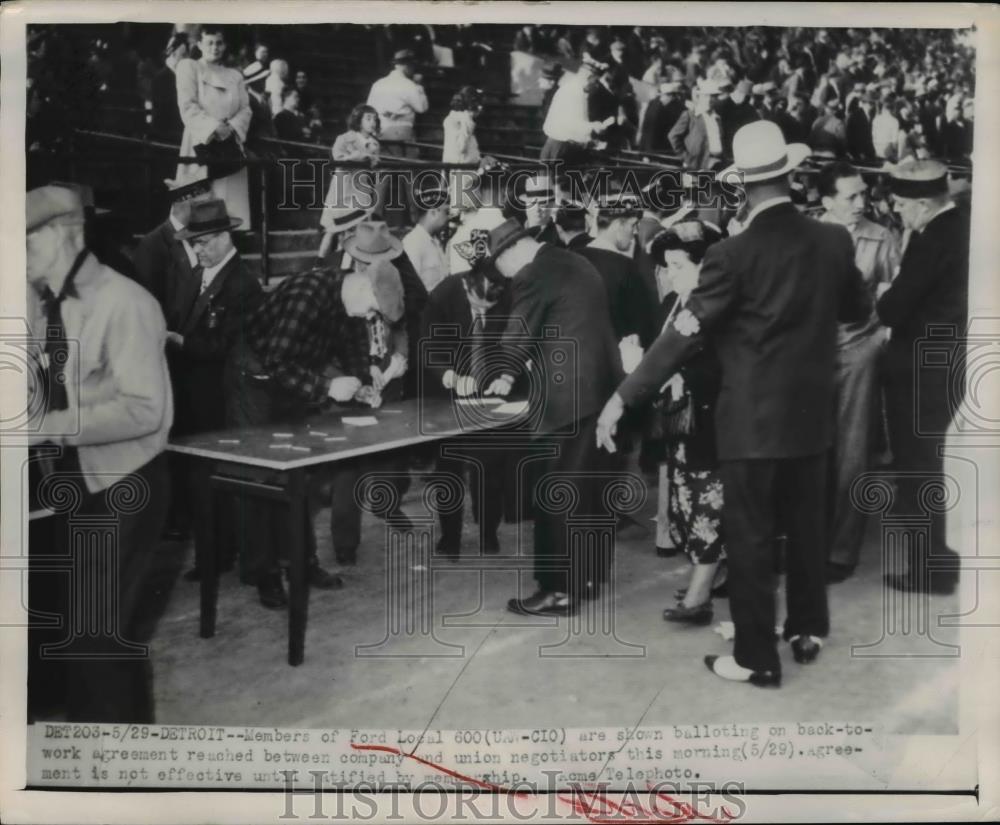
[24,22,973,722]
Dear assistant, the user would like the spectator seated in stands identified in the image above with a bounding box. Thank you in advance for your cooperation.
[273,87,310,142]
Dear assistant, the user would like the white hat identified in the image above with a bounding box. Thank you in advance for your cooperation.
[696,78,724,96]
[716,120,810,184]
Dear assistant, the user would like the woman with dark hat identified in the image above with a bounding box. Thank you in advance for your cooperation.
[646,220,727,625]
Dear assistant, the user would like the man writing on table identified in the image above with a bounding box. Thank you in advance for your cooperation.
[596,122,870,687]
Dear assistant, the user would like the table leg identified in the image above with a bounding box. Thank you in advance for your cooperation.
[286,469,310,666]
[198,463,220,638]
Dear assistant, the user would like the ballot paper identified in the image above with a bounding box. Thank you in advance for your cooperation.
[455,397,504,406]
[494,400,530,415]
[341,416,379,426]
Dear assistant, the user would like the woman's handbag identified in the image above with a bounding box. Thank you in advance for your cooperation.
[655,295,696,438]
[194,134,246,178]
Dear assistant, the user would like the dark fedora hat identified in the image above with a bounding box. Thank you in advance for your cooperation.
[486,218,530,260]
[393,48,417,64]
[175,199,242,240]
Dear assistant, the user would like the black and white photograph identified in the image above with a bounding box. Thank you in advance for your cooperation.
[1,2,998,823]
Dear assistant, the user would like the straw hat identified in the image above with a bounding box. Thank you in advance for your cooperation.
[716,121,810,184]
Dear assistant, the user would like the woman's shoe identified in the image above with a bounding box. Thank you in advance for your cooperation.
[663,602,713,625]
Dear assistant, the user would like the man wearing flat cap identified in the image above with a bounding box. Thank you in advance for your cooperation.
[876,160,968,595]
[25,185,173,721]
[229,221,413,608]
[596,122,870,687]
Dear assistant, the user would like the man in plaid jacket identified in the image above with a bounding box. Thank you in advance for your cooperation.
[227,249,413,608]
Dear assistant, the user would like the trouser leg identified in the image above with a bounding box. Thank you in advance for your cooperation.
[720,459,781,674]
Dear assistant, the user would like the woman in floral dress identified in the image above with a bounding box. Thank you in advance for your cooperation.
[649,221,727,625]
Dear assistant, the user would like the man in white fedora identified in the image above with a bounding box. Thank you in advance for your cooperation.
[596,120,870,686]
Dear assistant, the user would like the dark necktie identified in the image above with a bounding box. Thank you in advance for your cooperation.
[469,307,487,386]
[40,249,89,412]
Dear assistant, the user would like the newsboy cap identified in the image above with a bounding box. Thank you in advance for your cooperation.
[26,185,85,233]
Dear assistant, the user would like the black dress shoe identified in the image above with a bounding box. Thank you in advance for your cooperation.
[885,570,957,595]
[826,562,855,584]
[507,590,577,616]
[663,601,713,625]
[656,545,679,558]
[789,635,823,664]
[257,573,288,609]
[704,655,781,687]
[335,547,358,566]
[435,537,460,561]
[308,559,343,590]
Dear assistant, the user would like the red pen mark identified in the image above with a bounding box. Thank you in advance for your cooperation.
[350,745,741,824]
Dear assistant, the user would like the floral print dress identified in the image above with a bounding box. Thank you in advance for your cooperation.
[666,438,726,565]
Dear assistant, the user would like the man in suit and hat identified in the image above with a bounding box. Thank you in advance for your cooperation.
[596,121,870,686]
[639,81,686,154]
[876,160,968,595]
[421,231,520,557]
[25,185,173,721]
[668,79,726,172]
[483,219,624,616]
[168,199,264,579]
[231,221,414,607]
[846,85,877,161]
[130,175,212,540]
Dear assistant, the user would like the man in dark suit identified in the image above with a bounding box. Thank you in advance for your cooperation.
[420,238,519,557]
[130,178,211,328]
[168,199,264,580]
[130,177,212,541]
[668,80,725,171]
[715,80,759,159]
[846,89,877,161]
[638,82,686,154]
[484,220,624,616]
[876,161,968,595]
[597,122,870,686]
[577,193,657,348]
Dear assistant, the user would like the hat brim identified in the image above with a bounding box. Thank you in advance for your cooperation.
[716,143,811,184]
[175,216,243,240]
[342,236,404,263]
[489,228,530,260]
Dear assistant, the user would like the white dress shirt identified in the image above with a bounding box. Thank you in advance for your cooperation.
[198,245,238,293]
[403,223,449,292]
[542,73,594,144]
[872,111,900,159]
[702,111,724,155]
[366,69,429,125]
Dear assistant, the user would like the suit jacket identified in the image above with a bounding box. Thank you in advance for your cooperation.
[668,110,720,171]
[129,218,199,332]
[419,273,519,396]
[618,202,870,460]
[639,98,685,153]
[877,206,969,421]
[846,107,876,160]
[169,253,263,435]
[577,245,658,347]
[501,244,623,431]
[715,98,758,158]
